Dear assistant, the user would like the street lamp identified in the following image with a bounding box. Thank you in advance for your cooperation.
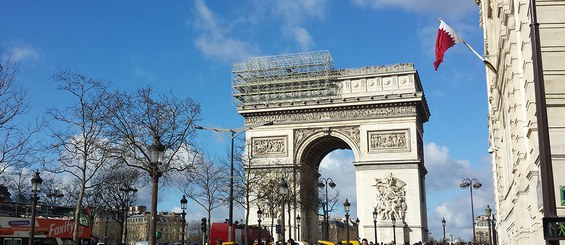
[391,215,396,245]
[195,121,273,242]
[296,215,301,241]
[181,195,188,245]
[318,177,336,240]
[372,208,378,244]
[492,214,497,245]
[460,178,482,243]
[279,178,289,242]
[257,208,263,242]
[120,186,138,245]
[29,171,43,245]
[485,205,492,245]
[441,218,446,245]
[344,199,351,245]
[149,137,165,245]
[105,218,109,245]
[356,218,360,238]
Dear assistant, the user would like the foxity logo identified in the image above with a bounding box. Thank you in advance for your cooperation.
[48,221,82,237]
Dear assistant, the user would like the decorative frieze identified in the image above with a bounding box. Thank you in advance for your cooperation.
[335,63,415,76]
[252,136,287,158]
[245,105,417,125]
[368,129,410,152]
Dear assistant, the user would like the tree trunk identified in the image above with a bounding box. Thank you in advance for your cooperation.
[73,179,86,245]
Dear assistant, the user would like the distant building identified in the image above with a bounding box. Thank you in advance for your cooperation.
[474,215,492,244]
[320,217,360,243]
[126,206,186,245]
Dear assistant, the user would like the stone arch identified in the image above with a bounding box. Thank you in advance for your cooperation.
[294,126,361,165]
[240,62,430,244]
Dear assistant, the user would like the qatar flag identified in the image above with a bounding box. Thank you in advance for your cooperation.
[434,19,463,70]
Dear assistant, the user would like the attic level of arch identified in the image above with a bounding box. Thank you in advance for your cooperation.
[237,91,428,111]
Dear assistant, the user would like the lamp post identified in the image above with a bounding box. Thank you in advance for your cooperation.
[149,137,165,245]
[391,215,396,245]
[486,205,492,245]
[460,178,482,243]
[105,218,109,245]
[195,121,273,242]
[257,208,263,242]
[296,215,301,241]
[492,214,497,245]
[180,195,188,245]
[29,172,43,245]
[373,208,378,244]
[441,218,446,245]
[318,177,336,240]
[355,218,360,241]
[344,199,351,245]
[120,186,138,245]
[279,178,289,242]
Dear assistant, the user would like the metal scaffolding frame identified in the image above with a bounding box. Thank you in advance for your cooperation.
[233,50,338,106]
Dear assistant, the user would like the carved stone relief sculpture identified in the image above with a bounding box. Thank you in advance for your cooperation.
[368,129,409,152]
[252,136,287,158]
[374,173,408,221]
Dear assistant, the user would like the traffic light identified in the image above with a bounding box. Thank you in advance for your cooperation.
[201,217,207,232]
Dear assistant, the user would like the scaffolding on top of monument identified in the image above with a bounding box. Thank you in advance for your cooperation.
[232,50,340,106]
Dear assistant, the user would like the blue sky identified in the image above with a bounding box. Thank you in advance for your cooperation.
[2,0,493,241]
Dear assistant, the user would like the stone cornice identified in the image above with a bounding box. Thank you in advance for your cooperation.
[243,102,427,125]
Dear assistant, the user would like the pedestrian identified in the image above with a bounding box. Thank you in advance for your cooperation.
[287,239,295,245]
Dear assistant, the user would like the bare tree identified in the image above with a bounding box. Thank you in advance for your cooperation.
[187,219,204,244]
[94,165,141,244]
[2,168,33,202]
[104,86,201,245]
[181,152,227,244]
[0,57,43,176]
[46,69,112,244]
[230,139,298,244]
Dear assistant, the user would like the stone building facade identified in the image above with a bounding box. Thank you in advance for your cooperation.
[126,206,186,245]
[475,215,493,244]
[477,0,565,244]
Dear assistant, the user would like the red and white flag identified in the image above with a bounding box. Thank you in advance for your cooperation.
[434,19,463,70]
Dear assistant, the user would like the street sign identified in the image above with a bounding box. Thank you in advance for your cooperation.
[543,217,565,240]
[276,224,281,234]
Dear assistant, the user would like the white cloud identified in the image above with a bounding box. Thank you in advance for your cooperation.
[352,0,477,20]
[424,142,494,241]
[274,0,326,25]
[191,0,258,63]
[273,0,326,50]
[2,42,41,62]
[292,26,315,50]
[319,150,358,216]
[190,0,327,60]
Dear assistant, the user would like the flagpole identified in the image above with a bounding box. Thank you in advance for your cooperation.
[461,41,497,73]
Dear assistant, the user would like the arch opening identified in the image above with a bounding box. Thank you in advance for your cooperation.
[297,135,357,243]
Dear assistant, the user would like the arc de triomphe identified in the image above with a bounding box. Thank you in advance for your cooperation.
[234,51,430,244]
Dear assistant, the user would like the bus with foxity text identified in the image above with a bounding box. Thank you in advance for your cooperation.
[0,201,92,245]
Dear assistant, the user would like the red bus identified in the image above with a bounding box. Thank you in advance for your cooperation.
[0,201,92,245]
[209,223,271,245]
